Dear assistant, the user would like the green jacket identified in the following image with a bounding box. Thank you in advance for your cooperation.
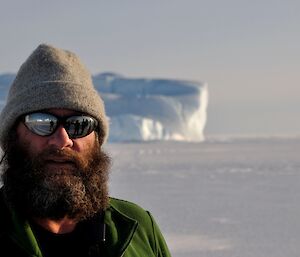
[0,192,171,257]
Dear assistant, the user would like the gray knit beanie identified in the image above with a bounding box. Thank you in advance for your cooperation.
[0,44,109,150]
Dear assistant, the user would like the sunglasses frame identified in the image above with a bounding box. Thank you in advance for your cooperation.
[22,112,99,139]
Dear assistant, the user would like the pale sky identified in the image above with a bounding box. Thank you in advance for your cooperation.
[1,0,299,136]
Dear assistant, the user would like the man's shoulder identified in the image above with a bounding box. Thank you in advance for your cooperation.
[109,197,153,224]
[107,198,172,257]
[109,197,145,210]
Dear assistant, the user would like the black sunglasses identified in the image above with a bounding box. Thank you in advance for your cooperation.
[23,112,98,139]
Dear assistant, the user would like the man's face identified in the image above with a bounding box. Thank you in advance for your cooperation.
[2,109,110,221]
[16,109,96,164]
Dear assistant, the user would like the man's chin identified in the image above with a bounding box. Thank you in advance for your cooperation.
[36,172,81,193]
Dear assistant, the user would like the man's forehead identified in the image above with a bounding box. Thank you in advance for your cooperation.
[40,109,83,116]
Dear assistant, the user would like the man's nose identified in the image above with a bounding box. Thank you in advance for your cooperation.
[47,125,74,149]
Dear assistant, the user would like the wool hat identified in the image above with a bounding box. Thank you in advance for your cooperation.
[0,44,109,150]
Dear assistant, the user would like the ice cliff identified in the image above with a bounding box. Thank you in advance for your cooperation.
[0,73,208,142]
[93,73,208,142]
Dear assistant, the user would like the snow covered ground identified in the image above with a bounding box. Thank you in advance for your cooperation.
[105,136,300,257]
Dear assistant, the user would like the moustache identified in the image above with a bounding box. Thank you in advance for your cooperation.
[41,148,77,163]
[31,147,89,176]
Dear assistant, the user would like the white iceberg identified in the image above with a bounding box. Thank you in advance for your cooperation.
[94,73,208,142]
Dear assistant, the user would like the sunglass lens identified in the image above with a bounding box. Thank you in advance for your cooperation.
[65,116,97,138]
[24,113,58,136]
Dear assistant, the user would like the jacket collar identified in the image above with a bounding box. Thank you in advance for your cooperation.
[103,201,138,257]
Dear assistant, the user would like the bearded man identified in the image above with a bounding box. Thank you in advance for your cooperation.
[0,44,171,257]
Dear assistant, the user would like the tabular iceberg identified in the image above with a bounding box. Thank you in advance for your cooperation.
[93,73,208,142]
[0,73,208,142]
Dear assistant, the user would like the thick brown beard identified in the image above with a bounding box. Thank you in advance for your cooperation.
[1,137,111,221]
